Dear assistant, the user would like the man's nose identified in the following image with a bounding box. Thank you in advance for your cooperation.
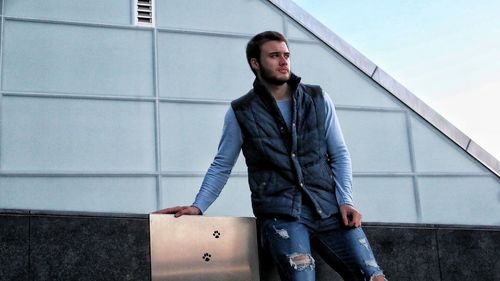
[279,56,288,65]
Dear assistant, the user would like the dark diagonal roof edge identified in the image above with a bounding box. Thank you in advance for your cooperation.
[269,0,499,177]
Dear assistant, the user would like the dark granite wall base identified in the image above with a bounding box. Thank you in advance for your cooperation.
[29,215,151,281]
[365,226,441,281]
[256,224,500,281]
[0,215,29,281]
[437,229,500,281]
[2,209,500,281]
[0,211,151,281]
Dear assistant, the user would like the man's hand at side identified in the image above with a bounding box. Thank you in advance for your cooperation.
[153,206,201,217]
[340,204,362,228]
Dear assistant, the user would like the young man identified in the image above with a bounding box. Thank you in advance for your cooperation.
[156,31,386,281]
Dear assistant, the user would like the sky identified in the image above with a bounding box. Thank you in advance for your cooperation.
[294,0,500,160]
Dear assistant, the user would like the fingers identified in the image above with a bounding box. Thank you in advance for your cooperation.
[340,204,352,227]
[152,206,201,217]
[174,207,189,217]
[341,210,349,226]
[345,214,355,228]
[174,208,189,217]
[153,206,184,214]
[352,211,362,228]
[339,205,362,228]
[174,206,201,217]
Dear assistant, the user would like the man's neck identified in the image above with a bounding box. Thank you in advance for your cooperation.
[260,80,290,101]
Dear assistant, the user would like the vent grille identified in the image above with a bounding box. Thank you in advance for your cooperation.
[135,0,154,26]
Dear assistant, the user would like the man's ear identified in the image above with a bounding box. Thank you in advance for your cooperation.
[250,58,260,72]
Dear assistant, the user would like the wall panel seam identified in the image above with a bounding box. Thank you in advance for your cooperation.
[3,16,152,31]
[0,171,491,177]
[0,172,159,177]
[157,172,491,177]
[156,26,318,45]
[157,97,407,112]
[370,66,378,78]
[157,27,254,39]
[0,12,5,171]
[465,139,472,150]
[153,24,163,210]
[2,15,317,46]
[2,91,156,102]
[405,111,422,222]
[1,91,408,113]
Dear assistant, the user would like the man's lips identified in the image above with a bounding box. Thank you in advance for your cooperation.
[278,68,289,74]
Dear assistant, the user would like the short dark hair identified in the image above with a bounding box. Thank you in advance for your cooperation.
[246,31,288,75]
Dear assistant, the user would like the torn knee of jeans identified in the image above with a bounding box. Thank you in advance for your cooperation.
[272,225,290,239]
[287,253,315,271]
[358,238,370,250]
[364,258,380,269]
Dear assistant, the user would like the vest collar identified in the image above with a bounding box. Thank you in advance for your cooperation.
[252,73,301,97]
[251,73,301,151]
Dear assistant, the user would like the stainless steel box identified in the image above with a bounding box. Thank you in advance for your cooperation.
[150,214,260,281]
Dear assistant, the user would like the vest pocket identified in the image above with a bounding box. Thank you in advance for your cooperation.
[300,160,335,192]
[249,170,273,194]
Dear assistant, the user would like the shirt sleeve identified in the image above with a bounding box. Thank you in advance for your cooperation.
[192,106,243,213]
[323,92,354,206]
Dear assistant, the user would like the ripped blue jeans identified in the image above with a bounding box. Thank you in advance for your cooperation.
[259,205,385,281]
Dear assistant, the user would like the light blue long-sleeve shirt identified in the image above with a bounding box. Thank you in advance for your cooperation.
[192,92,353,214]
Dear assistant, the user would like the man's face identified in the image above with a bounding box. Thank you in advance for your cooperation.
[253,40,291,85]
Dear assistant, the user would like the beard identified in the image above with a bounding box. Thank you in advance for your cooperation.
[259,64,290,85]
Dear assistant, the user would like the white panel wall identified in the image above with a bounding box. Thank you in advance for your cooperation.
[2,20,154,96]
[418,176,500,225]
[353,177,418,223]
[4,0,131,25]
[286,20,316,41]
[0,177,157,213]
[411,116,487,173]
[338,110,412,173]
[162,177,253,217]
[160,103,246,173]
[1,97,156,172]
[289,42,400,108]
[157,32,252,100]
[156,0,283,34]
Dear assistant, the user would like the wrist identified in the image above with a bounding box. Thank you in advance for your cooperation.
[190,205,202,215]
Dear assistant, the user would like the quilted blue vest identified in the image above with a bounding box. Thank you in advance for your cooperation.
[231,74,338,219]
